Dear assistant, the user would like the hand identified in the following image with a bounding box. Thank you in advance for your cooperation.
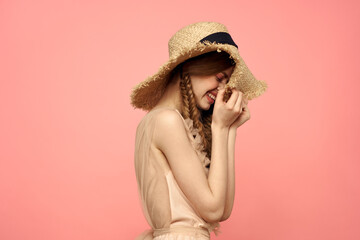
[212,88,243,129]
[230,96,250,129]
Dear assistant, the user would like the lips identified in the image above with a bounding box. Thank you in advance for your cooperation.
[207,90,217,100]
[206,94,214,104]
[205,90,217,104]
[207,92,216,101]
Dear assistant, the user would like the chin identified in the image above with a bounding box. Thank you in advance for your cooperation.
[197,103,211,111]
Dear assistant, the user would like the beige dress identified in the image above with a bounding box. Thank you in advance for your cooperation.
[134,107,221,240]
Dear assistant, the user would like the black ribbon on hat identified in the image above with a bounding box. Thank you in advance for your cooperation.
[199,32,238,48]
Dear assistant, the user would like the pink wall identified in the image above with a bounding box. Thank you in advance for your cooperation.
[1,0,359,239]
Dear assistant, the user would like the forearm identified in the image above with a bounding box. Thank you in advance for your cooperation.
[207,124,229,216]
[221,127,236,221]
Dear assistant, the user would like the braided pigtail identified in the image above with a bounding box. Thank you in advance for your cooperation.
[179,73,210,155]
[179,73,191,119]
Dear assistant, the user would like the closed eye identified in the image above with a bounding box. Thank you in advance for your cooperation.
[216,75,229,84]
[216,72,230,83]
[216,76,224,82]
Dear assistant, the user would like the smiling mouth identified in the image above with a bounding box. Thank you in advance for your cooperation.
[207,92,216,101]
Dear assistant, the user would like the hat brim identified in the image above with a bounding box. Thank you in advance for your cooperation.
[130,41,268,111]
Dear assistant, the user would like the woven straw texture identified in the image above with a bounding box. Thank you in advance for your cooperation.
[130,21,268,111]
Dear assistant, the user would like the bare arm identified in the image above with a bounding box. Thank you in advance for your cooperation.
[220,93,250,221]
[220,127,236,221]
[207,121,229,220]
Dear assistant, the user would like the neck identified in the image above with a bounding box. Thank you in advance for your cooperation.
[152,77,182,112]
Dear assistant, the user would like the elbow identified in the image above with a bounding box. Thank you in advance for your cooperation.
[201,203,225,223]
[220,204,235,222]
[220,212,231,222]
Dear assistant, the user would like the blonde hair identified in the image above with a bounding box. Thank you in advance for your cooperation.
[170,51,235,165]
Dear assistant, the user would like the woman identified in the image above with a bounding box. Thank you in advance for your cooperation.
[131,22,267,240]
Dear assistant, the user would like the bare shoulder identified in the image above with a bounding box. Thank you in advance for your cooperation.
[151,109,187,148]
[153,108,184,126]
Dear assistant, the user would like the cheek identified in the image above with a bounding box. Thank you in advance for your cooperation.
[192,80,209,94]
[192,84,205,102]
[190,80,201,96]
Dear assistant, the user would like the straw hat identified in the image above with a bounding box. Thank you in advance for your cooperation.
[130,21,268,111]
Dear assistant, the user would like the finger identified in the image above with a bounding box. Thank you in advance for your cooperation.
[243,96,248,105]
[245,105,250,119]
[241,104,246,112]
[240,97,248,112]
[234,92,243,113]
[226,89,240,108]
[242,105,250,116]
[215,88,226,104]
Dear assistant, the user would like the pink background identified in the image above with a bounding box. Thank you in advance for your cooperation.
[1,0,359,239]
